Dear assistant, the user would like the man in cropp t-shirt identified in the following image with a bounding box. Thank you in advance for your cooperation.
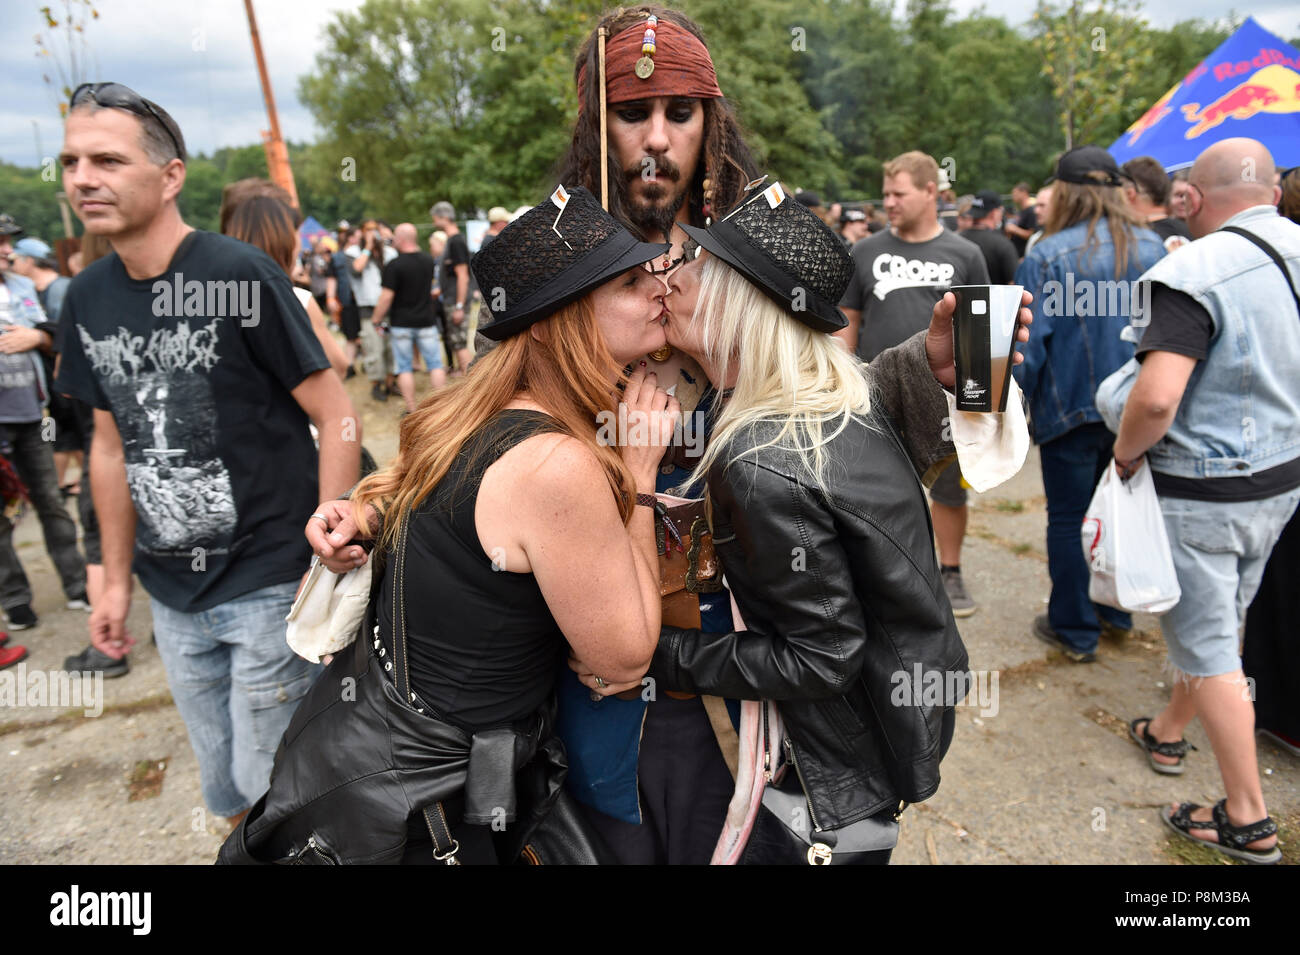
[371,222,446,413]
[838,151,990,619]
[55,84,360,826]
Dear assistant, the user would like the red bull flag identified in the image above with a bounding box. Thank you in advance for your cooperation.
[1109,17,1300,171]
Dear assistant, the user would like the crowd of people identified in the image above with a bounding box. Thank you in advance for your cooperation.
[3,2,1299,866]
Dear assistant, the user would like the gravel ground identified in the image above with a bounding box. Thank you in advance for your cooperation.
[2,372,1296,864]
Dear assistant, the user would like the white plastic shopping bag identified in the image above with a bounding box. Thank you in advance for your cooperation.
[1081,461,1180,614]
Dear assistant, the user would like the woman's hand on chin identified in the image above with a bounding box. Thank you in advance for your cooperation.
[619,363,681,484]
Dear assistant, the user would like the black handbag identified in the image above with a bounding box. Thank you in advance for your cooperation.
[218,510,613,865]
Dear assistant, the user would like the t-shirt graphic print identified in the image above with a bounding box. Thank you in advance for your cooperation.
[75,318,237,553]
[56,231,331,613]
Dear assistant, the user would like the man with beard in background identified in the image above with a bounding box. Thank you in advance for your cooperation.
[526,4,1010,864]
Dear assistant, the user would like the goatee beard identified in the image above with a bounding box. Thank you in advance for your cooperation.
[627,187,689,242]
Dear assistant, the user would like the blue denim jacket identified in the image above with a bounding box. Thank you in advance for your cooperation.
[1012,220,1166,444]
[1,272,51,402]
[1097,206,1300,478]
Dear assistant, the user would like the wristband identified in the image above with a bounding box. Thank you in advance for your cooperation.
[1114,455,1141,480]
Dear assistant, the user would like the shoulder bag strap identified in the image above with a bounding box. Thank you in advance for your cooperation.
[387,510,462,864]
[1219,225,1300,317]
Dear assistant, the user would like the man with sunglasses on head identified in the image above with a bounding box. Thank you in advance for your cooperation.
[54,82,360,830]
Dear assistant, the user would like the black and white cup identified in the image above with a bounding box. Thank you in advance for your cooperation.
[950,285,1023,413]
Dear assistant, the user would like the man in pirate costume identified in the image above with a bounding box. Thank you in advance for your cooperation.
[529,4,1027,864]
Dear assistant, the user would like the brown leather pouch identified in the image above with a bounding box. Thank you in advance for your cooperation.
[615,497,723,701]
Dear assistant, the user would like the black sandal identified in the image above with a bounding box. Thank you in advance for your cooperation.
[1162,799,1281,865]
[1129,717,1196,775]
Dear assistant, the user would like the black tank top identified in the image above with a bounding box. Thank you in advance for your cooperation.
[377,410,566,732]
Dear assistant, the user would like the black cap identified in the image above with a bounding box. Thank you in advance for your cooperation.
[1055,146,1122,186]
[680,181,852,333]
[0,214,22,237]
[471,186,669,341]
[968,190,1003,217]
[840,208,867,224]
[794,189,822,208]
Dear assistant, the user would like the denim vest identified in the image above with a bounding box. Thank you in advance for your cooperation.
[1100,206,1300,479]
[1012,219,1167,444]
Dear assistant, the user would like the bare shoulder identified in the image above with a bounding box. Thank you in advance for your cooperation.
[496,431,610,506]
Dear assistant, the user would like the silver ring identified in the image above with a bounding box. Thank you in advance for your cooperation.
[594,675,607,689]
[309,514,329,526]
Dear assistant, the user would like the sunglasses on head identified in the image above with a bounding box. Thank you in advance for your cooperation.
[69,82,183,161]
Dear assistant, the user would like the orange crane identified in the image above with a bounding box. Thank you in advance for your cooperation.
[244,0,299,209]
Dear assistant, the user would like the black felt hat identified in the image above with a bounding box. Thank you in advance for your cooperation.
[679,181,853,332]
[471,186,669,341]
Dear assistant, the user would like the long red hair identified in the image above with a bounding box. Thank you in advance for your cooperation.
[351,298,635,552]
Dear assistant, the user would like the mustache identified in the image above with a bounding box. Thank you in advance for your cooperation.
[625,156,681,182]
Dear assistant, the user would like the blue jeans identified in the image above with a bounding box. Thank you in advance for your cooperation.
[1038,422,1131,653]
[150,580,319,817]
[390,325,444,374]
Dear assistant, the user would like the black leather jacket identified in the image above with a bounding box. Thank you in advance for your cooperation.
[650,333,969,829]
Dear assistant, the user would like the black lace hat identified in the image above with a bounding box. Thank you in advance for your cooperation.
[471,186,669,341]
[679,181,853,332]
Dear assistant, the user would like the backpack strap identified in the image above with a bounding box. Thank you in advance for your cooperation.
[1219,225,1300,317]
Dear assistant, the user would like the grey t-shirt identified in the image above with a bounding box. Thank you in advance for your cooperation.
[840,227,990,360]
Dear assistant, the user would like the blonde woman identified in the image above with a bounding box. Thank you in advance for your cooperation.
[571,185,1033,863]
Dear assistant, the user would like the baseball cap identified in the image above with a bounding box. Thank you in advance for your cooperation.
[1054,146,1122,186]
[0,214,22,237]
[968,190,1003,217]
[840,209,867,224]
[13,237,53,261]
[487,206,510,224]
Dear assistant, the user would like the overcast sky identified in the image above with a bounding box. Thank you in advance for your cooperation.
[2,0,1297,167]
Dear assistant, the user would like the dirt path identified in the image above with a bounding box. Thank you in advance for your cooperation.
[2,374,1295,863]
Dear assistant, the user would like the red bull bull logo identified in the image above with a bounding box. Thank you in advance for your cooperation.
[1126,82,1179,146]
[1181,63,1300,138]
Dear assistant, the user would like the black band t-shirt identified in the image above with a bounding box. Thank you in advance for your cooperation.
[839,227,991,360]
[381,251,437,328]
[55,230,331,612]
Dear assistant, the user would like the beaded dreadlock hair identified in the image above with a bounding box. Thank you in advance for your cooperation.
[556,4,760,241]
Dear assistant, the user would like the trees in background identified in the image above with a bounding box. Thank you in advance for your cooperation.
[1,1,1255,241]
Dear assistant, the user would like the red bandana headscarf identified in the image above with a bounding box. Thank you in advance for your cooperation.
[579,19,724,106]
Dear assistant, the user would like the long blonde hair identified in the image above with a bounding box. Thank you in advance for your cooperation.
[681,258,874,495]
[352,298,636,552]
